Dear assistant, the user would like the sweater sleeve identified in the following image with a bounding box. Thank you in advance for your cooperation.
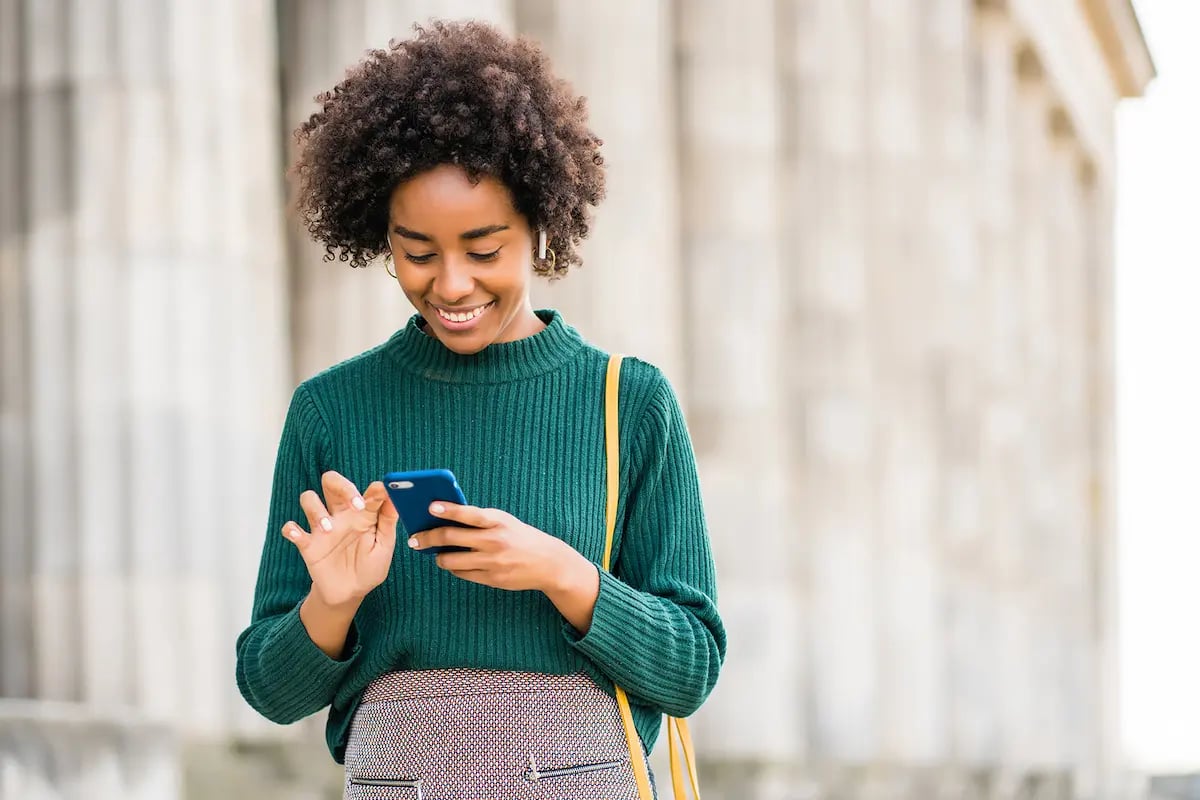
[564,373,726,718]
[235,384,362,724]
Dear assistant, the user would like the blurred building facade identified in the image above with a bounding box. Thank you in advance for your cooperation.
[0,1,1154,799]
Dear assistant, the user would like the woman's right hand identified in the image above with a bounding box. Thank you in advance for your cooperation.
[282,471,398,610]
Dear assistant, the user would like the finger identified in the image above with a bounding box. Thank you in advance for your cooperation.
[408,526,486,552]
[299,490,334,534]
[364,482,399,550]
[445,570,493,586]
[321,470,366,513]
[281,521,309,553]
[361,481,388,514]
[435,551,488,572]
[429,502,502,528]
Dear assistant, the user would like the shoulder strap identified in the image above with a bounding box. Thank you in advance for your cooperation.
[603,355,654,798]
[603,355,702,800]
[602,354,623,572]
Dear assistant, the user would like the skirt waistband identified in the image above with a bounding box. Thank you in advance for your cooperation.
[359,668,605,705]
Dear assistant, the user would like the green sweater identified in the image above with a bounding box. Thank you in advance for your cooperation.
[235,310,725,762]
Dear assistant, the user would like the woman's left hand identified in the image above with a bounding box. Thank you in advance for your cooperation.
[409,502,586,593]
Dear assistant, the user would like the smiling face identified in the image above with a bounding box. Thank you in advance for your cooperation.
[386,165,546,354]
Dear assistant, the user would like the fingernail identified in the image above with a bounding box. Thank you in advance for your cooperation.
[431,503,445,514]
[287,527,301,540]
[408,536,419,549]
[352,496,366,511]
[320,517,333,532]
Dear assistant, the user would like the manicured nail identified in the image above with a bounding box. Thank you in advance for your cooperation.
[286,527,301,540]
[320,517,333,532]
[408,536,419,549]
[431,503,445,514]
[352,496,366,511]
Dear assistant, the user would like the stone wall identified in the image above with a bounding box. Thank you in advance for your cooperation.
[0,701,180,799]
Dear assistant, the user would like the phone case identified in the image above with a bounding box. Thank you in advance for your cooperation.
[383,469,472,554]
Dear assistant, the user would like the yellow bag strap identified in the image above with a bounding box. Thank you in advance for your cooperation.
[603,354,702,800]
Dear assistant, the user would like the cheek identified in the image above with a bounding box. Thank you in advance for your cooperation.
[393,266,426,293]
[396,277,430,309]
[492,254,532,297]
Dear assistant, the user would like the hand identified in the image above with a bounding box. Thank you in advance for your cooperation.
[409,503,583,593]
[282,470,399,609]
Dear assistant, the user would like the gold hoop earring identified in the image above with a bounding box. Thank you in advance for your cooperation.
[384,253,397,279]
[541,246,556,272]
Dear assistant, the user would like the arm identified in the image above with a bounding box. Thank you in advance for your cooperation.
[563,374,726,718]
[235,385,361,724]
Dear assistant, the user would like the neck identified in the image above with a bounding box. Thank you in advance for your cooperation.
[495,304,547,344]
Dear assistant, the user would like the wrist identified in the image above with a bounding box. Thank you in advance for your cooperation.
[543,543,599,599]
[305,587,364,619]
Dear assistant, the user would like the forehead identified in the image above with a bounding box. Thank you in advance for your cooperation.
[389,165,518,228]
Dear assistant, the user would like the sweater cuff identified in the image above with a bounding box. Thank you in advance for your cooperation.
[563,568,655,665]
[252,601,362,706]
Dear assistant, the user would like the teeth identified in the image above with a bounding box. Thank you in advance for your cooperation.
[437,303,490,323]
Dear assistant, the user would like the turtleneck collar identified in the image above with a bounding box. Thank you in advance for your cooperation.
[384,309,586,384]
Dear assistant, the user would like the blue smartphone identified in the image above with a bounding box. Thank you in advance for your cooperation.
[383,469,472,555]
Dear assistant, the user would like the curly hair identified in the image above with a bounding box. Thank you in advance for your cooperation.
[292,20,606,276]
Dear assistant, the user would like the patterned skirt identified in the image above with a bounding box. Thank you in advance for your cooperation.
[343,668,657,800]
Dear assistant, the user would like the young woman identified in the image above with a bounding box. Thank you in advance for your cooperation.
[235,20,725,799]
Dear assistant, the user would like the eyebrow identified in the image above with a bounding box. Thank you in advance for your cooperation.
[392,224,510,242]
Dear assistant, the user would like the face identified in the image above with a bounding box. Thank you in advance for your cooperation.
[386,165,544,354]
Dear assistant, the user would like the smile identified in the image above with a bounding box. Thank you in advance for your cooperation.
[432,301,495,328]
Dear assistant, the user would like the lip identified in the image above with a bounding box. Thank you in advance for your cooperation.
[428,301,495,333]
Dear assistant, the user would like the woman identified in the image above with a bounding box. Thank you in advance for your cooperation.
[236,20,725,799]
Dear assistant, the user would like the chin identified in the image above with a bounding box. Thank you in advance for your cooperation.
[425,321,494,355]
[440,336,490,355]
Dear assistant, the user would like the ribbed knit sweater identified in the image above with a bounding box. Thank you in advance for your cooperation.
[235,310,726,762]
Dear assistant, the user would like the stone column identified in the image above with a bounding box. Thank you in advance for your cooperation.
[72,0,132,713]
[22,0,84,705]
[280,0,514,382]
[1012,39,1064,770]
[177,0,294,737]
[788,0,881,763]
[517,0,687,389]
[1083,164,1121,800]
[864,0,948,764]
[0,0,37,701]
[975,2,1024,775]
[1046,114,1099,794]
[672,0,798,771]
[109,0,294,736]
[923,0,993,767]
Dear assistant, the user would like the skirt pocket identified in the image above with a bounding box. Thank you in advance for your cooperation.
[344,775,422,800]
[524,757,625,781]
[524,754,639,800]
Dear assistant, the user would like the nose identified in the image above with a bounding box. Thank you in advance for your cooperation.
[432,256,475,303]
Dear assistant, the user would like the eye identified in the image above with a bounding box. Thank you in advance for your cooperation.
[402,251,436,264]
[468,248,501,263]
